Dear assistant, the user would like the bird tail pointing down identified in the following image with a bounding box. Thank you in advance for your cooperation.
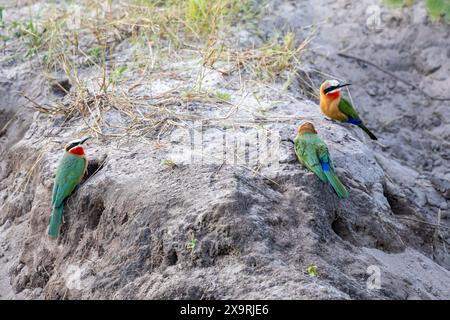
[359,123,377,140]
[48,206,63,238]
[322,163,349,199]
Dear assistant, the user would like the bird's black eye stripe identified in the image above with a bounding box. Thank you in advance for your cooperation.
[67,142,79,151]
[324,86,337,94]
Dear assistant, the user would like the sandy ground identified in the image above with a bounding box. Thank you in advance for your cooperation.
[0,0,449,299]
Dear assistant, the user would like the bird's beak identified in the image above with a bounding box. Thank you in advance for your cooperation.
[336,83,351,89]
[324,83,352,94]
[80,137,91,144]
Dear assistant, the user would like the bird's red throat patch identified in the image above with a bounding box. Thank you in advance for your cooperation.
[68,145,85,155]
[326,90,341,100]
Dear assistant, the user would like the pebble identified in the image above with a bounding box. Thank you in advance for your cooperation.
[367,87,377,96]
[1,220,12,230]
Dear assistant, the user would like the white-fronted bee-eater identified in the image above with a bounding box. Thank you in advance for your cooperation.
[319,80,377,140]
[294,122,349,199]
[48,137,89,238]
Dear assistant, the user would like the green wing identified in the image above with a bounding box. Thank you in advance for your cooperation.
[52,154,86,208]
[338,97,377,140]
[294,134,327,182]
[316,143,329,163]
[338,97,360,120]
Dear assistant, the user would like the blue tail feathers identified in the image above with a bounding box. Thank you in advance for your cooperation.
[321,161,331,171]
[347,116,362,125]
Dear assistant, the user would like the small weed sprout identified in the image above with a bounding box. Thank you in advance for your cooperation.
[162,159,177,170]
[186,236,198,254]
[307,265,318,277]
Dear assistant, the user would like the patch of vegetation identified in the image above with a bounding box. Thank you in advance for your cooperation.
[215,90,231,102]
[108,65,128,91]
[186,236,198,254]
[203,31,311,85]
[10,19,46,57]
[8,1,311,142]
[384,0,450,23]
[0,6,6,43]
[88,46,104,64]
[0,6,5,28]
[307,265,318,277]
[185,0,253,37]
[162,159,177,169]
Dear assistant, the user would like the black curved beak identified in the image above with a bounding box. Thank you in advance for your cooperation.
[324,83,352,94]
[80,137,90,144]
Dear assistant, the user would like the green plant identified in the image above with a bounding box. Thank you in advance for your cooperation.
[10,18,45,57]
[162,159,177,169]
[108,65,127,88]
[383,0,412,6]
[426,0,450,21]
[0,6,7,43]
[383,0,450,22]
[215,90,231,102]
[253,32,306,81]
[0,6,5,28]
[307,265,318,277]
[88,46,104,64]
[186,236,198,254]
[185,0,250,37]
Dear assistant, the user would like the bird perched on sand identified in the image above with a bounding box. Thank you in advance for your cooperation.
[294,122,349,199]
[319,79,377,140]
[48,137,90,238]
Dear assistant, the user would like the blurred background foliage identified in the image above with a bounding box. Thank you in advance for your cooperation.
[384,0,450,22]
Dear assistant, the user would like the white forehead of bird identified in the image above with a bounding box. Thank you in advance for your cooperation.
[327,79,340,87]
[68,139,83,145]
[325,79,342,94]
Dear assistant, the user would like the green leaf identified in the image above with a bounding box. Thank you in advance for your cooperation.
[89,46,103,62]
[109,65,128,84]
[186,237,198,253]
[444,2,450,22]
[307,265,318,277]
[215,91,231,101]
[426,0,446,20]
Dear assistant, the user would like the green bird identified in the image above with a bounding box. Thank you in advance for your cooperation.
[319,79,377,140]
[48,137,90,238]
[294,122,349,199]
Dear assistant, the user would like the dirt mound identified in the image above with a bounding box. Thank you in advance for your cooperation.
[1,0,449,299]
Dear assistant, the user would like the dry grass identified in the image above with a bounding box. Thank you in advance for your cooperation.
[3,0,313,141]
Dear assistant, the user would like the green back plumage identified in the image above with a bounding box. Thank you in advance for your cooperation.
[52,153,86,207]
[338,97,360,120]
[338,97,377,140]
[295,133,327,182]
[48,153,86,238]
[294,132,349,199]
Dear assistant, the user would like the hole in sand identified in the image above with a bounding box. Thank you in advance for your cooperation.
[51,79,72,97]
[331,217,352,241]
[383,186,415,216]
[165,249,178,266]
[82,157,106,183]
[87,198,105,230]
